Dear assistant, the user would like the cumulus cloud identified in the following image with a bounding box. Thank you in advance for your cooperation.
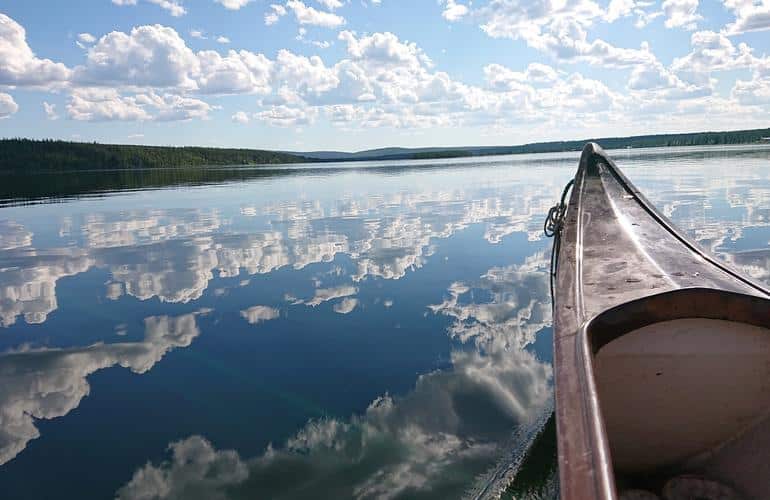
[112,0,187,16]
[0,312,203,465]
[466,0,657,68]
[197,49,273,95]
[265,4,288,25]
[231,110,250,123]
[215,0,254,9]
[317,0,344,9]
[0,13,70,87]
[442,0,469,21]
[66,89,213,122]
[604,0,635,22]
[671,30,758,86]
[0,92,18,118]
[78,32,96,43]
[285,0,346,28]
[662,0,701,30]
[42,101,59,119]
[724,0,770,34]
[73,24,199,89]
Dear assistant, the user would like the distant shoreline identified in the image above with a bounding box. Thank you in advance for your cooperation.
[2,127,770,171]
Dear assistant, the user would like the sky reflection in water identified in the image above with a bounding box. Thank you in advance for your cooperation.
[0,146,768,499]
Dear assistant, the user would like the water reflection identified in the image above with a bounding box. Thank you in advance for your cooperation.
[116,255,553,500]
[0,184,557,328]
[0,311,206,465]
[0,146,767,499]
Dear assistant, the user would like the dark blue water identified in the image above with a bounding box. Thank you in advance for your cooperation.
[0,145,768,499]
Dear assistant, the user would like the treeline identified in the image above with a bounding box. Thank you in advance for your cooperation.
[0,139,307,171]
[2,127,770,170]
[305,127,770,162]
[504,128,770,155]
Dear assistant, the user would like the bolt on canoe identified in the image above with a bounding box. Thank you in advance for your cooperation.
[549,143,770,500]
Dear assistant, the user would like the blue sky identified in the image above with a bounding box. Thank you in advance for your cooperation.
[1,0,769,151]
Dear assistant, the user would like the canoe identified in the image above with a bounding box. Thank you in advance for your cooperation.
[550,143,770,499]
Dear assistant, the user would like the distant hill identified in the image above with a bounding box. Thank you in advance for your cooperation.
[0,139,308,171]
[296,127,770,162]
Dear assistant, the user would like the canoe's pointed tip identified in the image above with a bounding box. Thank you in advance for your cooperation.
[582,142,606,155]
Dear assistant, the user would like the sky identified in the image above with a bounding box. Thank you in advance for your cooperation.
[0,0,769,152]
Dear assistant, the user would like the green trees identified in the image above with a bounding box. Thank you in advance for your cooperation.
[0,139,307,170]
[2,128,770,171]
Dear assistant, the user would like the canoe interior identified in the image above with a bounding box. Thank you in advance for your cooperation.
[586,288,770,499]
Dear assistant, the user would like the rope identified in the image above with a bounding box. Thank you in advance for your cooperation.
[545,179,574,305]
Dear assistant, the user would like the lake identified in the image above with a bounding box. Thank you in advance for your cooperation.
[0,145,769,499]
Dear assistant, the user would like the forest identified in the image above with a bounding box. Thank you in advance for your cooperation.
[2,128,770,170]
[0,139,307,170]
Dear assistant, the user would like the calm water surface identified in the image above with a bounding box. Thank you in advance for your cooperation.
[0,145,768,499]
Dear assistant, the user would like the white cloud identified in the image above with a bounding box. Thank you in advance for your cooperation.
[240,305,280,324]
[66,89,213,122]
[724,0,770,34]
[475,2,655,68]
[662,0,701,30]
[197,49,273,95]
[232,110,250,123]
[78,32,96,43]
[265,4,288,25]
[340,30,430,68]
[0,13,71,87]
[216,36,230,44]
[113,0,187,16]
[316,0,343,9]
[442,0,469,21]
[66,88,149,121]
[189,29,206,39]
[604,0,636,22]
[74,24,199,89]
[257,104,318,126]
[0,92,18,118]
[215,0,254,9]
[286,0,346,28]
[43,101,59,120]
[149,93,214,121]
[732,62,770,106]
[671,30,757,85]
[484,62,559,91]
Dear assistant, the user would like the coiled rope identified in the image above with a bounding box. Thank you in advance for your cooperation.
[544,179,574,305]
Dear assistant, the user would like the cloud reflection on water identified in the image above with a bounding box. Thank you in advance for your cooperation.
[0,183,559,328]
[116,256,554,500]
[0,311,206,465]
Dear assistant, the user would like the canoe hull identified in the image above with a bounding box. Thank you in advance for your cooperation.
[553,144,770,499]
